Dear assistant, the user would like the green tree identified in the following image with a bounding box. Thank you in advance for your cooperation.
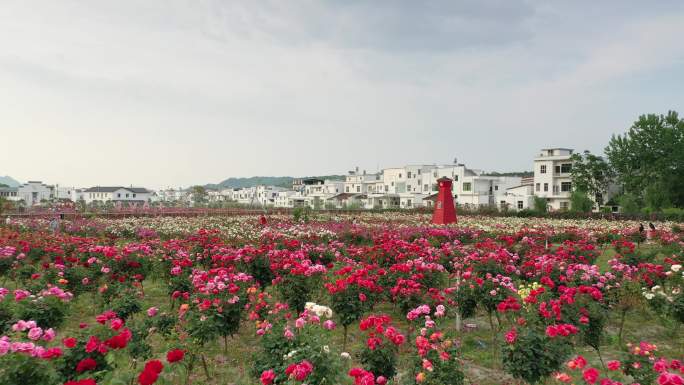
[570,151,613,204]
[619,193,639,214]
[570,190,594,212]
[532,196,547,214]
[191,186,208,206]
[605,111,684,208]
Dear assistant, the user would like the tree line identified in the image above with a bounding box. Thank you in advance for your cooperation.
[570,110,683,214]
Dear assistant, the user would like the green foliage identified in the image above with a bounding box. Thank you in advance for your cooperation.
[360,343,398,379]
[14,296,67,330]
[571,151,614,204]
[570,190,594,213]
[277,274,322,313]
[251,321,342,385]
[0,354,60,385]
[108,291,142,320]
[416,345,465,385]
[606,111,684,208]
[532,196,547,214]
[619,193,640,214]
[501,328,573,384]
[191,185,208,205]
[293,206,312,223]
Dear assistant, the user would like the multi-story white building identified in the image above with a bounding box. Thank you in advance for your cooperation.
[16,181,54,206]
[83,187,153,204]
[533,148,574,211]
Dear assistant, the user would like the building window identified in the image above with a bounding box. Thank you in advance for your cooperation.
[555,165,561,174]
[432,184,438,192]
[417,169,421,175]
[560,201,569,211]
[433,172,437,177]
[117,193,121,198]
[543,183,548,192]
[398,173,402,178]
[553,185,559,194]
[561,182,572,192]
[133,193,136,198]
[424,184,428,191]
[561,163,572,173]
[540,165,547,174]
[517,201,523,209]
[463,182,472,192]
[356,186,360,193]
[494,185,498,191]
[407,172,412,178]
[454,175,458,181]
[535,183,540,192]
[346,186,349,192]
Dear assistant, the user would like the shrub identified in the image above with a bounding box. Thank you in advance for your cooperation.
[533,196,548,214]
[502,327,573,384]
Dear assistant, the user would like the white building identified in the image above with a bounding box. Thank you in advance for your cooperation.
[0,187,20,202]
[83,187,153,204]
[533,148,574,211]
[16,181,54,206]
[157,188,189,203]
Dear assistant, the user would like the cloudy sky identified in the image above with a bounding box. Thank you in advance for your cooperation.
[1,1,683,189]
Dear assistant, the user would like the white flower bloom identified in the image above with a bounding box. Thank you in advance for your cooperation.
[671,264,682,272]
[341,352,351,359]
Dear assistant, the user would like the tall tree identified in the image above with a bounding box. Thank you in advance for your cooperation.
[570,151,614,204]
[191,186,208,206]
[605,111,684,209]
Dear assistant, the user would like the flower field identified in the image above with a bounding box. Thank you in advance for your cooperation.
[0,213,682,385]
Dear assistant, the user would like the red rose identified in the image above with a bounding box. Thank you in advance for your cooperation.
[144,359,164,374]
[260,369,276,385]
[583,367,599,384]
[63,337,77,348]
[166,349,185,363]
[76,358,98,373]
[607,360,621,371]
[138,369,159,385]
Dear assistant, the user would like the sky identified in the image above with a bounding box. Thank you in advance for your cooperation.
[1,1,683,189]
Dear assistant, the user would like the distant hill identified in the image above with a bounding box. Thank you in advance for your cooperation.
[0,176,20,187]
[205,175,345,190]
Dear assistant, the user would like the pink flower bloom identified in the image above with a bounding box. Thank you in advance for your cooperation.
[607,360,620,371]
[42,328,56,342]
[583,367,600,384]
[659,373,684,385]
[27,327,43,340]
[147,307,158,317]
[323,320,336,330]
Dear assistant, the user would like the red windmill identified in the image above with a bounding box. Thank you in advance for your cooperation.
[432,177,457,225]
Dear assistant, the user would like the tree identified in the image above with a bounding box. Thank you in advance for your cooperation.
[605,111,684,209]
[191,186,208,206]
[619,193,639,214]
[570,190,594,213]
[532,196,547,213]
[570,151,614,204]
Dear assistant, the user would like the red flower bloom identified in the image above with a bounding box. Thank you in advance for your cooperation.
[76,358,98,373]
[144,359,164,374]
[166,349,185,363]
[138,369,159,385]
[260,369,276,385]
[583,367,600,384]
[63,337,77,348]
